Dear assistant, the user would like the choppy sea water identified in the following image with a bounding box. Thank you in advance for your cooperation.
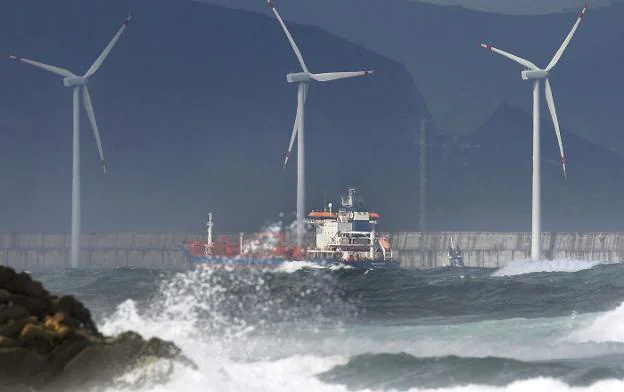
[29,259,624,391]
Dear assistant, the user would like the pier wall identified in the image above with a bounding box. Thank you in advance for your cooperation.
[0,233,201,270]
[389,232,624,268]
[1,232,623,270]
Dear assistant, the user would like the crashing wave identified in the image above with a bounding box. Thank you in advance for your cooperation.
[491,259,605,277]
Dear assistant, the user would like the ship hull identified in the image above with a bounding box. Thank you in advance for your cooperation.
[186,255,400,270]
[188,256,285,269]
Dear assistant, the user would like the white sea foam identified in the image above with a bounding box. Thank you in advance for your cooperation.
[276,260,328,273]
[568,301,624,344]
[492,259,604,277]
[401,378,624,392]
[97,269,624,392]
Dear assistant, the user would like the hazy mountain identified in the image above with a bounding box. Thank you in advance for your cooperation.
[199,0,624,155]
[0,0,428,233]
[413,0,620,15]
[425,103,624,232]
[1,0,623,235]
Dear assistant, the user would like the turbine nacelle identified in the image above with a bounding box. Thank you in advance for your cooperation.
[521,70,548,80]
[63,77,88,87]
[287,72,312,83]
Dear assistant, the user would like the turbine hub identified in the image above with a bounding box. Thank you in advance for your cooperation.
[63,77,88,87]
[287,72,312,83]
[521,70,548,80]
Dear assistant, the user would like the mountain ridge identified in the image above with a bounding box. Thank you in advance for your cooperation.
[198,0,624,156]
[0,0,428,233]
[1,0,623,234]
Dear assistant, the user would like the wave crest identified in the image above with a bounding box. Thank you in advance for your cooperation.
[492,260,604,277]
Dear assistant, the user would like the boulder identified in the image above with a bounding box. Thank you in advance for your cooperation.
[0,266,195,391]
[0,267,16,286]
[0,336,19,348]
[0,305,30,324]
[3,272,49,298]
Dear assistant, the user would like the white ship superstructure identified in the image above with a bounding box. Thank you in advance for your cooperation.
[307,188,394,263]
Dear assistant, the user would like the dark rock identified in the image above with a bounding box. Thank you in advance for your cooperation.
[43,313,71,340]
[0,317,37,339]
[140,336,182,359]
[0,336,20,348]
[0,267,16,286]
[48,332,195,391]
[0,305,30,324]
[55,344,127,390]
[51,296,101,338]
[141,337,198,371]
[0,347,46,384]
[28,339,92,390]
[0,289,11,303]
[20,324,59,354]
[8,294,52,318]
[0,266,195,391]
[4,272,48,298]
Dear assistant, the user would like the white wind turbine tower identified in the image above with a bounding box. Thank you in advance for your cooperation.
[9,14,133,268]
[481,6,586,260]
[267,0,374,246]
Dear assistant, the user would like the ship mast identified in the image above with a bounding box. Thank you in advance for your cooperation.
[239,232,244,255]
[206,212,214,256]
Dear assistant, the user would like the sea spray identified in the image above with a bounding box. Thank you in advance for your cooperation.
[568,301,624,344]
[492,260,605,277]
[100,268,357,355]
[26,264,624,391]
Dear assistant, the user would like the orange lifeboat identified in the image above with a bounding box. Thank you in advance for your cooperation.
[369,212,380,220]
[308,211,337,219]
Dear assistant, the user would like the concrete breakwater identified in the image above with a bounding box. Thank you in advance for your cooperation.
[0,232,623,270]
[0,233,200,270]
[390,232,624,268]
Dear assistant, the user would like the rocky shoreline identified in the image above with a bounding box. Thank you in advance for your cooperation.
[0,266,194,391]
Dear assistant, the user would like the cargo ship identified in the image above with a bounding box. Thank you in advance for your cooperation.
[180,188,400,270]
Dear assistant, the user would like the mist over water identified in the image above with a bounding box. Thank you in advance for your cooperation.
[31,261,624,391]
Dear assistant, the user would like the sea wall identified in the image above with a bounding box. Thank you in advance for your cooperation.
[0,233,200,270]
[1,232,623,270]
[389,232,624,268]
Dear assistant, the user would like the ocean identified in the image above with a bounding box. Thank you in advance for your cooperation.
[31,259,624,391]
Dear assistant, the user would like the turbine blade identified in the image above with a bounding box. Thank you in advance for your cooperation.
[283,85,308,168]
[266,0,309,73]
[84,13,133,78]
[283,110,299,169]
[82,86,107,173]
[544,79,567,178]
[545,5,586,71]
[9,55,75,78]
[311,70,374,82]
[480,44,539,70]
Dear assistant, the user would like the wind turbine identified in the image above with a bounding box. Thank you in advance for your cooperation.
[480,6,586,260]
[267,0,374,246]
[9,14,133,268]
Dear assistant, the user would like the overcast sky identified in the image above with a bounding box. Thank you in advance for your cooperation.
[415,0,617,14]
